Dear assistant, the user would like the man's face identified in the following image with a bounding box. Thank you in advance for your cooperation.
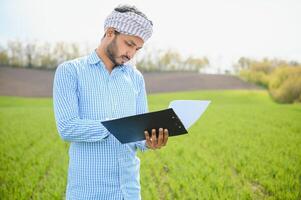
[105,32,144,66]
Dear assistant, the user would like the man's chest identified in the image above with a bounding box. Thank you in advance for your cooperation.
[76,69,138,118]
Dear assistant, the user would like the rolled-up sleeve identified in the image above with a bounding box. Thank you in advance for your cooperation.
[53,63,109,142]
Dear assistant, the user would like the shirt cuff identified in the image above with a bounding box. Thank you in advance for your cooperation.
[136,140,149,152]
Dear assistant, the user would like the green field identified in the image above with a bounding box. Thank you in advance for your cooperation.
[1,90,301,199]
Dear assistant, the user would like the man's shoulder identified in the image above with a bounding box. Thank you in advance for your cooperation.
[56,55,89,75]
[58,55,88,69]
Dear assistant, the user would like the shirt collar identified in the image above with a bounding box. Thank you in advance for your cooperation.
[87,50,101,65]
[87,50,126,72]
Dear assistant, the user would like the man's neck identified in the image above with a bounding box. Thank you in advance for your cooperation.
[95,47,114,73]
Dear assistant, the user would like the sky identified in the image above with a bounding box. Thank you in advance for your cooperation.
[0,0,300,71]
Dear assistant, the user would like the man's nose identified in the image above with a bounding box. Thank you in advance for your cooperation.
[126,53,133,60]
[126,49,136,59]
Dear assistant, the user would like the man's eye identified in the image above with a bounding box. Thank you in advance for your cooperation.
[126,42,133,47]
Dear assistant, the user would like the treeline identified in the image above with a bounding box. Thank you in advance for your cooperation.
[0,40,209,72]
[136,49,209,72]
[0,40,84,69]
[234,57,301,103]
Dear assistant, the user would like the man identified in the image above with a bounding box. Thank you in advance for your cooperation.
[53,5,169,200]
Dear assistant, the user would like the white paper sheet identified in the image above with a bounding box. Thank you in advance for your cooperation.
[168,100,211,129]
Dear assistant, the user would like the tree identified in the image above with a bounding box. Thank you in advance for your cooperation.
[184,56,209,71]
[159,50,182,71]
[24,41,37,68]
[0,45,9,67]
[7,40,25,67]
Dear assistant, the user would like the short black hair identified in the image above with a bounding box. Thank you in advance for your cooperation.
[114,4,153,26]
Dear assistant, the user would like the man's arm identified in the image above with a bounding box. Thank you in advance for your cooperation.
[53,62,109,142]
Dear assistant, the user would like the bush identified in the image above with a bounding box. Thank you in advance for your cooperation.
[236,57,301,104]
[240,69,270,88]
[269,67,301,103]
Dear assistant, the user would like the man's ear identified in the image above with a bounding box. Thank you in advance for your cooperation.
[105,28,115,38]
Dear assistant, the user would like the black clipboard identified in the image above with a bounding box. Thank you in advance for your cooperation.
[101,108,188,144]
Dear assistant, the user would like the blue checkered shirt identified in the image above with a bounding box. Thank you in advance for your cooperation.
[53,50,149,200]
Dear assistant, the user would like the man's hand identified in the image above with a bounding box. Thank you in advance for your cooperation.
[144,128,169,150]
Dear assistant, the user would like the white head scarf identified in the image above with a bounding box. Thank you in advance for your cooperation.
[104,10,153,42]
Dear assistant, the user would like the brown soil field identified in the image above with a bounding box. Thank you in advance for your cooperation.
[0,67,261,97]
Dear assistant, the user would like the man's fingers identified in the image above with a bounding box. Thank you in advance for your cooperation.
[162,129,169,146]
[145,128,168,150]
[151,129,157,147]
[157,128,163,147]
[144,131,153,149]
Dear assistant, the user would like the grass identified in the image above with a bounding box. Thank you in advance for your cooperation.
[0,90,301,199]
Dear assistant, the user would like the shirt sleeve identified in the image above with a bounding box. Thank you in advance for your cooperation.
[53,62,110,142]
[134,73,149,152]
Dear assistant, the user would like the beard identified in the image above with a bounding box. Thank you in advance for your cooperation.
[105,36,130,67]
